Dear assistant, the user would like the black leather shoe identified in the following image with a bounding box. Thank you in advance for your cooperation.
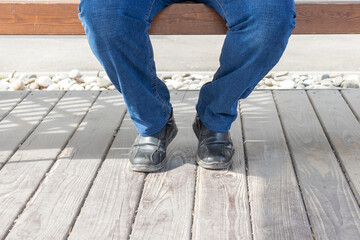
[192,114,234,169]
[129,109,177,172]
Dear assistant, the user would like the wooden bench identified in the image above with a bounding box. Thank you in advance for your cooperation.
[0,0,360,34]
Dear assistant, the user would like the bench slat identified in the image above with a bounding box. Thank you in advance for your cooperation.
[0,1,360,34]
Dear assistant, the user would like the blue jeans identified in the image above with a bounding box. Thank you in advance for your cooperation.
[78,0,296,136]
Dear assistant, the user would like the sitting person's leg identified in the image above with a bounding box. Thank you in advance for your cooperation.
[78,0,178,172]
[194,0,297,169]
[78,0,172,136]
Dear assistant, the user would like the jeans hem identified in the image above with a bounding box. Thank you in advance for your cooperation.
[139,115,169,137]
[196,106,232,133]
[202,119,231,133]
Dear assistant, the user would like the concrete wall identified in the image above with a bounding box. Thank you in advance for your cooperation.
[0,34,359,73]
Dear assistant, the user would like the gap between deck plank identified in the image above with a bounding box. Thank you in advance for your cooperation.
[0,91,64,168]
[67,112,145,240]
[0,91,99,239]
[0,91,29,122]
[241,90,312,240]
[307,90,360,204]
[129,90,197,240]
[274,90,360,239]
[341,89,360,121]
[191,93,252,240]
[5,91,126,240]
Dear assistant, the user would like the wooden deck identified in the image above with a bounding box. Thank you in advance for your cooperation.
[0,89,359,239]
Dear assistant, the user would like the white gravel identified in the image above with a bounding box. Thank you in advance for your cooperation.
[0,70,359,91]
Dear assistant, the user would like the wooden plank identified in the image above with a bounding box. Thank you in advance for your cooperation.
[341,89,360,121]
[129,90,197,240]
[0,2,82,35]
[307,90,360,203]
[68,113,145,240]
[293,3,360,34]
[0,91,28,121]
[273,90,360,239]
[0,90,64,167]
[0,91,98,239]
[240,91,312,240]
[192,101,252,239]
[1,1,360,34]
[5,91,126,240]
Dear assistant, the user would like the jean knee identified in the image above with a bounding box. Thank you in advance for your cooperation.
[78,1,148,35]
[256,8,297,40]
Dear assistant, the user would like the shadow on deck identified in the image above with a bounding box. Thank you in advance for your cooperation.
[0,89,359,239]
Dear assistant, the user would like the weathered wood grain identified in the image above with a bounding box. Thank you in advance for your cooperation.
[341,89,360,121]
[273,90,360,239]
[307,90,360,204]
[0,91,64,167]
[1,1,360,34]
[68,112,145,240]
[241,90,312,240]
[5,91,126,240]
[0,91,98,239]
[129,90,197,240]
[0,91,28,122]
[192,100,251,239]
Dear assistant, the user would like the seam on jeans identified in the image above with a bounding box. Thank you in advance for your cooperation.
[145,0,156,22]
[147,35,169,120]
[214,0,230,26]
[146,0,169,120]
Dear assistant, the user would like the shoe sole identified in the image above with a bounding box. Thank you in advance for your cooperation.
[130,123,178,172]
[196,154,233,170]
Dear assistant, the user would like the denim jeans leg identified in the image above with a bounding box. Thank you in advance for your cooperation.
[77,0,173,136]
[195,0,297,132]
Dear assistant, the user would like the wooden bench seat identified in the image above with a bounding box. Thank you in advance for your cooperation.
[0,0,360,34]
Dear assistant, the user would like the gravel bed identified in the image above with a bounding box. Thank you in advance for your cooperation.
[0,70,359,91]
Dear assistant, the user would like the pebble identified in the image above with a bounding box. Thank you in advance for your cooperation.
[341,80,359,88]
[332,76,343,87]
[201,75,212,83]
[321,79,333,86]
[275,71,289,77]
[84,76,98,84]
[58,78,73,90]
[29,82,39,90]
[24,78,36,85]
[47,83,60,90]
[10,79,25,90]
[321,74,330,80]
[36,76,52,88]
[303,79,313,86]
[296,83,306,89]
[300,76,308,81]
[97,78,112,88]
[184,76,195,81]
[85,85,93,90]
[69,84,84,90]
[172,81,184,90]
[280,80,295,89]
[264,78,272,86]
[52,75,63,83]
[69,69,81,79]
[0,71,359,92]
[171,74,182,81]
